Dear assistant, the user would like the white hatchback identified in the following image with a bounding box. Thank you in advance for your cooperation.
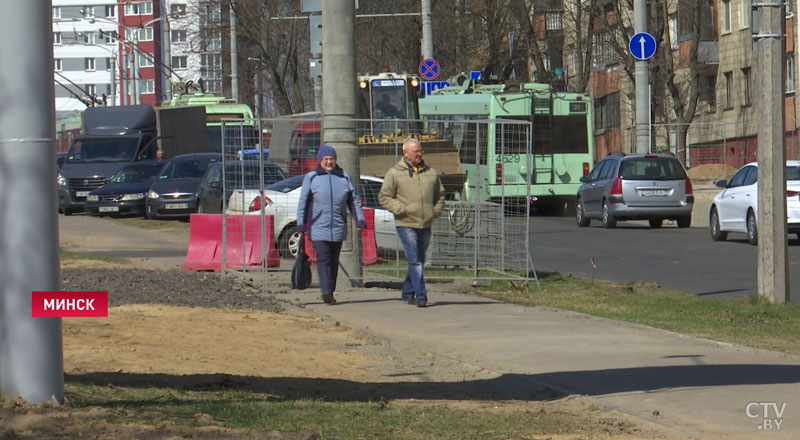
[226,174,400,257]
[708,161,800,244]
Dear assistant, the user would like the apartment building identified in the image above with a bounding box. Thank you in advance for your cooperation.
[53,0,227,119]
[533,0,800,164]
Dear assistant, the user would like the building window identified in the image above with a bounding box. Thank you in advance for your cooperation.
[722,0,731,33]
[125,2,152,16]
[84,32,96,44]
[742,67,751,105]
[172,56,188,69]
[83,6,95,18]
[171,29,187,43]
[54,59,62,72]
[54,32,61,45]
[546,13,562,31]
[104,30,117,44]
[105,5,116,18]
[138,53,154,67]
[170,3,187,15]
[593,92,620,131]
[724,71,733,109]
[53,7,61,19]
[139,79,155,94]
[592,30,622,68]
[740,0,750,28]
[126,27,153,42]
[86,84,96,97]
[787,54,796,93]
[668,15,678,48]
[85,58,96,71]
[106,57,114,71]
[787,1,793,16]
[702,75,717,112]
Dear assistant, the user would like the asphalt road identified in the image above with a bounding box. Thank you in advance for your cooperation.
[526,216,800,302]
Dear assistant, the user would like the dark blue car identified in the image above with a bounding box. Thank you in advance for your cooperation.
[146,152,222,220]
[84,161,164,217]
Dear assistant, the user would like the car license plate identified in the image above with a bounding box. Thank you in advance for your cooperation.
[641,189,669,196]
[99,206,119,213]
[75,191,90,197]
[165,203,189,210]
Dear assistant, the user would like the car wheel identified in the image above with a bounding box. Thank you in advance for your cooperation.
[746,210,758,245]
[648,219,663,228]
[279,224,301,258]
[576,199,590,227]
[601,199,616,229]
[63,209,73,216]
[677,215,691,228]
[709,207,727,241]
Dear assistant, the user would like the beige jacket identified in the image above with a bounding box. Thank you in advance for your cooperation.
[379,159,445,229]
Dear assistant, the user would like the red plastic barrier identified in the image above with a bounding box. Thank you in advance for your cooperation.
[181,214,281,271]
[303,208,378,266]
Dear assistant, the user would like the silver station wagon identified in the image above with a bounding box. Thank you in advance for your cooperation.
[576,153,694,228]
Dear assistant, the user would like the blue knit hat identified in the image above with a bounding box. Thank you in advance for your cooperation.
[317,145,337,161]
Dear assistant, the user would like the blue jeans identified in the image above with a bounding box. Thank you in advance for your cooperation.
[396,227,431,301]
[312,241,343,295]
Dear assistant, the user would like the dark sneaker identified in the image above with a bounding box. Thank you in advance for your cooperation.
[406,297,416,305]
[416,300,427,308]
[321,293,336,304]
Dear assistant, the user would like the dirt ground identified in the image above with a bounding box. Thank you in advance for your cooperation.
[0,258,692,439]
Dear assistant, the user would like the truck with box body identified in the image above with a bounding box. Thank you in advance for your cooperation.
[57,104,208,215]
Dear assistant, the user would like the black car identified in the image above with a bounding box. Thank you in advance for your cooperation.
[84,161,164,217]
[146,153,222,220]
[196,160,286,214]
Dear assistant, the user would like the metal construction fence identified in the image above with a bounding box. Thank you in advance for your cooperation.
[651,121,800,181]
[215,117,538,285]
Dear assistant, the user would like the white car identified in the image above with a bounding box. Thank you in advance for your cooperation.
[227,174,399,257]
[708,161,800,245]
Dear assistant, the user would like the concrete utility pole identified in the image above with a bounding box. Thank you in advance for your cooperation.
[230,3,240,102]
[755,2,790,303]
[421,0,434,59]
[322,0,362,288]
[633,0,650,153]
[0,0,65,403]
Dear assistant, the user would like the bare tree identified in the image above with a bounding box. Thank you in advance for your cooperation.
[230,0,312,116]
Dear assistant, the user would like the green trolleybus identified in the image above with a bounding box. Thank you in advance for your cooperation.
[419,81,593,213]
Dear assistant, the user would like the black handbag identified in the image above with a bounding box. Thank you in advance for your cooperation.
[291,234,312,290]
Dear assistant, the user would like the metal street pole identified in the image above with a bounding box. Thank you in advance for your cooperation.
[421,0,434,59]
[133,32,140,105]
[633,0,650,153]
[755,2,790,303]
[322,0,362,288]
[0,0,64,404]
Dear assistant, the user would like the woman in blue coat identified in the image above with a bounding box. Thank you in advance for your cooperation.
[296,145,367,304]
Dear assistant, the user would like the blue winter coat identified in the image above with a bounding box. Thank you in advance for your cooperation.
[296,165,367,242]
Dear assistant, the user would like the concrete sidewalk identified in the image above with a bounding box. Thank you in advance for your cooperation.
[60,215,800,438]
[280,283,800,440]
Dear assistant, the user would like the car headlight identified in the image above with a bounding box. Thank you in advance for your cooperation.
[122,193,146,201]
[57,173,67,186]
[147,190,159,199]
[86,194,99,202]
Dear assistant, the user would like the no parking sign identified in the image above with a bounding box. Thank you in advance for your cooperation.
[419,58,440,80]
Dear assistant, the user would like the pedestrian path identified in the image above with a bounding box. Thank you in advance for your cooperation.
[283,284,800,440]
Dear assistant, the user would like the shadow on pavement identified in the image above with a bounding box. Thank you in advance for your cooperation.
[67,363,800,403]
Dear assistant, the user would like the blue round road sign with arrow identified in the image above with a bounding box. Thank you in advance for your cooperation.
[629,32,657,60]
[419,58,441,80]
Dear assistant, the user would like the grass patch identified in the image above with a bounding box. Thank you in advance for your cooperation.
[368,264,800,356]
[60,249,130,265]
[65,382,577,439]
[478,272,800,356]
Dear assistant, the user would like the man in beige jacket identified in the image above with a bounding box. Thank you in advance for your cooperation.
[379,138,445,307]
